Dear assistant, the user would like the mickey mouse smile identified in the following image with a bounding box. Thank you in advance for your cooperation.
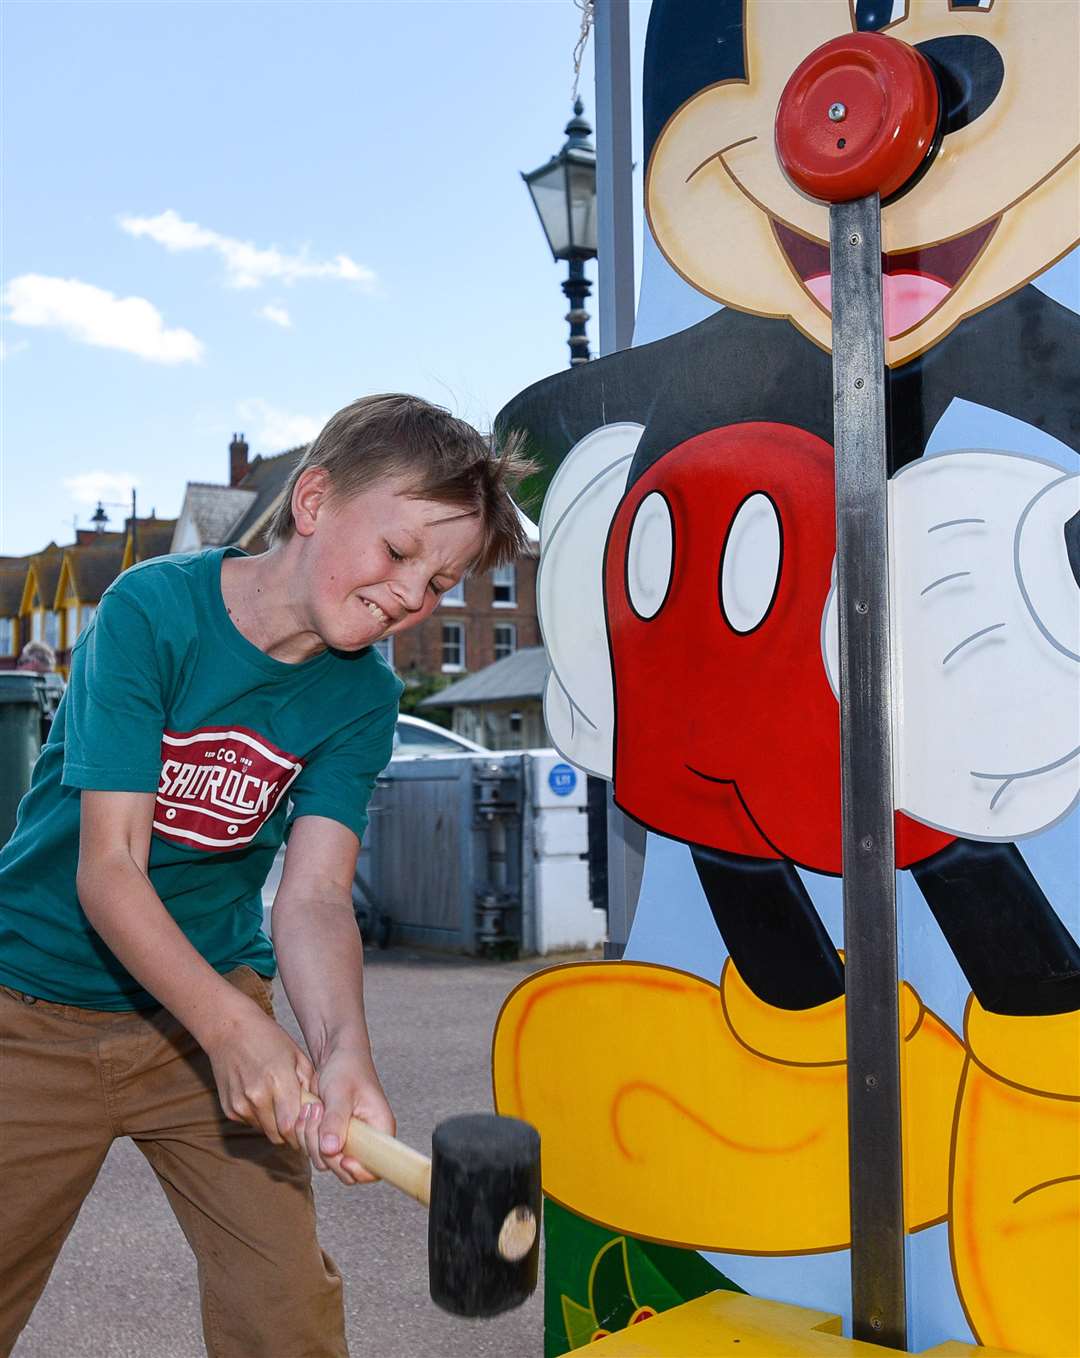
[773,216,999,340]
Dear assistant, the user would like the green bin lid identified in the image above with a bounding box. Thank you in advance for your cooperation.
[0,672,45,705]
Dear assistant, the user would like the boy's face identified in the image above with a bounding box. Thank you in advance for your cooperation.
[296,471,486,653]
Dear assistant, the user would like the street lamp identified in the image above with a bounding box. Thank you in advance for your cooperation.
[522,98,598,366]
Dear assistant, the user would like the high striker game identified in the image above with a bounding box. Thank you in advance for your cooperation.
[492,2,1079,1354]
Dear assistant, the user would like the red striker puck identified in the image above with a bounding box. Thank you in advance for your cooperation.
[775,32,940,203]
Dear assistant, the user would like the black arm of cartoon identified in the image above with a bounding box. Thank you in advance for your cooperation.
[940,286,1080,462]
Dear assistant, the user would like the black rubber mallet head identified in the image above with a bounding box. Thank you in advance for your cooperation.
[429,1113,542,1317]
[301,1096,541,1317]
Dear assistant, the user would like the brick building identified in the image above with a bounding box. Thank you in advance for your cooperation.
[384,550,540,680]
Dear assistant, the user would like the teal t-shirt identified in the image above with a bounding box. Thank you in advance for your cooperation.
[0,547,403,1010]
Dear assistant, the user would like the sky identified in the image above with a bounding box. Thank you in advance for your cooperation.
[0,0,650,556]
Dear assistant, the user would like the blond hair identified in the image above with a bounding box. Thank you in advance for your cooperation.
[267,394,535,572]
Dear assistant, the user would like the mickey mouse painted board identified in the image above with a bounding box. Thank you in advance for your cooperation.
[493,3,1079,1354]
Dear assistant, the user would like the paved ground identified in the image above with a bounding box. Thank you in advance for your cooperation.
[14,934,585,1357]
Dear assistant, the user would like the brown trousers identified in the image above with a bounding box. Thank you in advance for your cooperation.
[0,966,347,1357]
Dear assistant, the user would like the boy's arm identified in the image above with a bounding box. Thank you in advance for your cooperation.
[270,813,395,1186]
[77,789,316,1149]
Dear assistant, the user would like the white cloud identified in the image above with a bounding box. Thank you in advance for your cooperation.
[63,470,140,508]
[0,338,29,360]
[3,274,203,364]
[258,304,292,329]
[120,209,376,292]
[237,399,324,451]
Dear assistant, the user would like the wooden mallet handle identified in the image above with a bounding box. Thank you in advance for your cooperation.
[298,1098,542,1317]
[300,1090,432,1205]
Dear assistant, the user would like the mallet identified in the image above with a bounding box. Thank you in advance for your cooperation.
[301,1094,541,1317]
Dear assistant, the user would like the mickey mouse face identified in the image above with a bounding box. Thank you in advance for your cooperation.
[604,421,952,871]
[646,0,1079,368]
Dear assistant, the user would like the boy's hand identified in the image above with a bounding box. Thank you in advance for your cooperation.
[301,1046,396,1185]
[203,999,316,1150]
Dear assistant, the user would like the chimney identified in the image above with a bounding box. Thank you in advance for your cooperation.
[229,432,250,487]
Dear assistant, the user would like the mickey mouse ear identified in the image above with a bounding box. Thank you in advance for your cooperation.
[538,423,645,779]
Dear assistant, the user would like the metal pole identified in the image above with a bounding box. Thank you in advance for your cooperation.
[594,0,643,957]
[830,195,907,1349]
[593,0,635,354]
[563,259,593,366]
[604,783,646,959]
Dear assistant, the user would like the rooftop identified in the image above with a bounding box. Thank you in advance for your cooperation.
[0,560,29,616]
[231,446,306,544]
[129,517,178,563]
[181,484,257,547]
[28,546,65,603]
[420,646,549,708]
[64,541,126,603]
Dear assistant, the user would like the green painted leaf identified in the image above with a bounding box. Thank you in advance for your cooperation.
[561,1294,599,1351]
[590,1237,637,1333]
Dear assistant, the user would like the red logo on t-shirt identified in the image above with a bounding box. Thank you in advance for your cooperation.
[154,727,304,852]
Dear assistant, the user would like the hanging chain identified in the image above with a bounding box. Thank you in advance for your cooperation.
[571,0,595,102]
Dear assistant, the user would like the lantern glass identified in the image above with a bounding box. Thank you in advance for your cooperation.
[524,160,572,260]
[566,159,597,255]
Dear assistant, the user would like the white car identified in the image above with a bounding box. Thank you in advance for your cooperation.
[392,714,490,758]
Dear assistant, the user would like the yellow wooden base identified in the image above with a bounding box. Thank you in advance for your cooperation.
[589,1291,1027,1356]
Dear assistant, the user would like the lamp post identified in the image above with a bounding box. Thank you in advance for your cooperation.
[90,489,139,558]
[522,98,598,366]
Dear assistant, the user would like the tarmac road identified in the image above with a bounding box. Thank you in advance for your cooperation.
[12,931,582,1358]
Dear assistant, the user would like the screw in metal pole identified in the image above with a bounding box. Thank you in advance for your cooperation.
[828,102,847,122]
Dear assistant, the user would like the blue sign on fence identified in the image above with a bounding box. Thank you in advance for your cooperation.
[548,762,577,797]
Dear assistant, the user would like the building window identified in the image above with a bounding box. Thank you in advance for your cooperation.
[373,635,395,667]
[31,612,43,642]
[494,623,516,661]
[440,579,466,607]
[80,604,96,630]
[0,618,13,656]
[508,710,524,750]
[44,611,61,650]
[66,604,80,647]
[492,563,516,607]
[441,622,465,672]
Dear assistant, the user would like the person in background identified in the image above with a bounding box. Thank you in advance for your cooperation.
[16,639,65,734]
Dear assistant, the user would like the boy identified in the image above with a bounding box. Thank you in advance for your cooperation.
[0,394,533,1357]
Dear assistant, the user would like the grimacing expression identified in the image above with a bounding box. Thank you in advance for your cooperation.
[298,474,482,653]
[646,0,1079,367]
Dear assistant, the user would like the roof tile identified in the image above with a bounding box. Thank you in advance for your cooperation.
[420,646,549,707]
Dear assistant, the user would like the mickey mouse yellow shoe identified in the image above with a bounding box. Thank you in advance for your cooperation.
[492,958,963,1253]
[951,999,1080,1356]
